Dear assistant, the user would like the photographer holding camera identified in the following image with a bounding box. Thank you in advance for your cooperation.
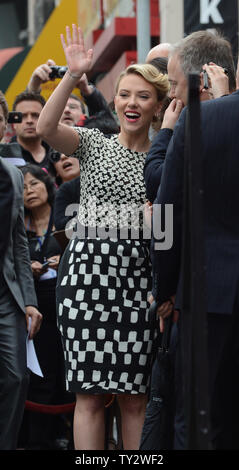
[9,91,56,176]
[26,59,118,131]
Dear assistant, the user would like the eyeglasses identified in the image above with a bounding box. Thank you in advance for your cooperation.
[49,151,61,163]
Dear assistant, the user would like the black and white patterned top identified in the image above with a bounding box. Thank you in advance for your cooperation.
[71,128,147,231]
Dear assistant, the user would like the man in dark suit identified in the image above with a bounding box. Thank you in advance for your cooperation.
[142,30,237,450]
[144,30,236,204]
[0,162,13,270]
[152,87,239,449]
[0,91,42,450]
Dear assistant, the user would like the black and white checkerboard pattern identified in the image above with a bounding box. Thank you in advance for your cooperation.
[57,237,156,394]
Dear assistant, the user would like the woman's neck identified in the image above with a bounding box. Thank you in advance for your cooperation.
[27,203,51,236]
[118,129,151,153]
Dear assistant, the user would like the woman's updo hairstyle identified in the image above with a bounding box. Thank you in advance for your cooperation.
[115,63,169,102]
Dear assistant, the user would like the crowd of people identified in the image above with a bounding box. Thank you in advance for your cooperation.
[0,23,239,451]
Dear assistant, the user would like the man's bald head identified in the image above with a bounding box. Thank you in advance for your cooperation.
[146,43,171,62]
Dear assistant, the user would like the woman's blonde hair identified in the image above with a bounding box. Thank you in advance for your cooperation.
[115,63,169,102]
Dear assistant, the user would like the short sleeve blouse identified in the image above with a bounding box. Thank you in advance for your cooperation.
[70,127,148,231]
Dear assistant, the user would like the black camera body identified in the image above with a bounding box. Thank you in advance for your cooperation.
[202,69,209,89]
[8,111,22,124]
[49,66,68,80]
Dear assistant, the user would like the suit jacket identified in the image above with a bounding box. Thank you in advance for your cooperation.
[152,91,239,314]
[53,176,80,231]
[0,157,38,313]
[0,160,14,271]
[144,128,173,203]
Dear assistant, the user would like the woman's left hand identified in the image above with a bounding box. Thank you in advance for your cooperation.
[61,24,93,78]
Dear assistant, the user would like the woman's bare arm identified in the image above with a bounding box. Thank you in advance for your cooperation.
[36,24,93,155]
[36,72,81,155]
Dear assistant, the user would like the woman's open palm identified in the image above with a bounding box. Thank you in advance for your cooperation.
[61,24,93,77]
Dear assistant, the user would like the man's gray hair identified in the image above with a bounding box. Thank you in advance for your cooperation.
[170,30,236,92]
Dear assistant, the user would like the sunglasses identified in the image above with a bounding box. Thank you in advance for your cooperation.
[49,151,61,163]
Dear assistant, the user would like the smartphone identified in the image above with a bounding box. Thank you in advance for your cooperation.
[8,111,22,124]
[42,260,50,269]
[202,70,209,89]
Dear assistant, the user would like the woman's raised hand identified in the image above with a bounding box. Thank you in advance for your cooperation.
[61,24,93,78]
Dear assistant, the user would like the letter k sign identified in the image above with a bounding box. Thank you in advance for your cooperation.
[200,0,224,24]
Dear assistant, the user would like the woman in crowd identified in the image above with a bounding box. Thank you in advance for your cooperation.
[36,24,169,450]
[19,163,72,449]
[49,150,81,186]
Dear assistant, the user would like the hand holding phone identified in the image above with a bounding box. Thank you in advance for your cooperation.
[203,70,209,89]
[42,260,50,269]
[203,62,229,99]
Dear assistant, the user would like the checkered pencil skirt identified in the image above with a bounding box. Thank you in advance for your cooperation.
[56,236,156,394]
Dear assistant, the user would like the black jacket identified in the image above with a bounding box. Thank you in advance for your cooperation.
[152,91,239,314]
[0,159,13,271]
[10,136,55,176]
[144,128,173,204]
[53,176,81,231]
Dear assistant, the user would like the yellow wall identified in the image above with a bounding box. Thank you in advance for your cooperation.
[5,0,78,109]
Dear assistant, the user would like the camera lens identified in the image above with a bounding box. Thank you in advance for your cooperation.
[58,66,68,78]
[49,66,67,80]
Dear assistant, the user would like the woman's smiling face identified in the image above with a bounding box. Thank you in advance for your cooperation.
[114,73,161,136]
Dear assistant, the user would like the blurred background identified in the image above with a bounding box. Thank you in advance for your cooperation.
[0,0,238,108]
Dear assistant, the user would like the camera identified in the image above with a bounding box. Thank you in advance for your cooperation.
[49,150,61,163]
[202,70,209,89]
[8,111,22,124]
[42,260,50,269]
[49,66,68,80]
